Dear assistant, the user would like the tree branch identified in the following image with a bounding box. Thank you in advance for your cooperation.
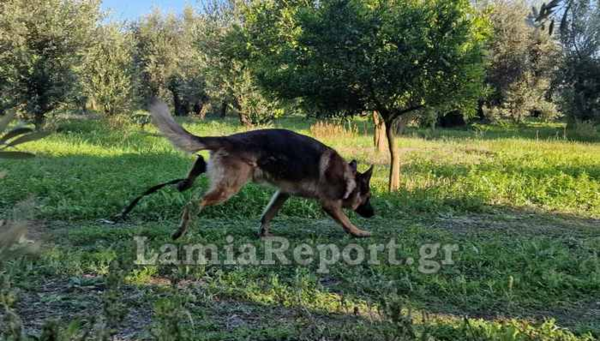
[389,105,424,122]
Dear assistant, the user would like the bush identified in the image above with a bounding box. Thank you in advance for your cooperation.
[229,67,285,127]
[571,120,598,140]
[556,1,600,124]
[0,0,101,127]
[536,100,561,122]
[483,0,560,123]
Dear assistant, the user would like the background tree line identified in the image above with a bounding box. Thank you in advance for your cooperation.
[0,0,598,190]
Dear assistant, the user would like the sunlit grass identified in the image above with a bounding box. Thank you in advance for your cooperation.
[2,117,600,221]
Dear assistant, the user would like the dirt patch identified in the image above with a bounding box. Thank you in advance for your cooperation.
[5,277,152,340]
[11,278,102,334]
[434,211,600,236]
[534,300,600,330]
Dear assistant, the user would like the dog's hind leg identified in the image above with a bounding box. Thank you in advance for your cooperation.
[173,185,244,240]
[322,201,371,238]
[177,155,207,192]
[259,190,290,238]
[172,158,252,240]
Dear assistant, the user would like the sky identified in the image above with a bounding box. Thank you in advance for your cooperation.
[100,0,194,21]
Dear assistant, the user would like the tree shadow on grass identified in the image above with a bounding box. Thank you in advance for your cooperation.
[7,251,599,340]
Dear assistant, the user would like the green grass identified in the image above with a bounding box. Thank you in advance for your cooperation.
[1,117,600,221]
[1,116,599,340]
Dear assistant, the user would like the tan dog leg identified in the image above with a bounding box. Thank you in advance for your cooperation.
[173,155,252,240]
[173,187,240,240]
[322,201,371,238]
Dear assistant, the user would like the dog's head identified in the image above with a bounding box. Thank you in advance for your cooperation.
[347,160,375,218]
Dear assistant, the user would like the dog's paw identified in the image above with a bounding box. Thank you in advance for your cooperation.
[172,229,185,240]
[259,231,274,239]
[353,230,371,238]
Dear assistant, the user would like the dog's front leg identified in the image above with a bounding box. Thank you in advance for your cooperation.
[321,201,371,238]
[259,190,290,238]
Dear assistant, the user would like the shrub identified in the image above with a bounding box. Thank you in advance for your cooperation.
[571,120,598,140]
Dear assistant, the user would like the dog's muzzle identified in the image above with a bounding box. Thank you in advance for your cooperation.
[355,201,375,218]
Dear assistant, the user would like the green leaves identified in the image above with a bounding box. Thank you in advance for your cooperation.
[0,0,101,125]
[81,23,135,116]
[241,0,488,121]
[485,0,561,124]
[130,7,209,116]
[528,0,569,34]
[555,0,600,124]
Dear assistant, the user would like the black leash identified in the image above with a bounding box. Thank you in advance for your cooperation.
[103,155,207,224]
[109,178,186,223]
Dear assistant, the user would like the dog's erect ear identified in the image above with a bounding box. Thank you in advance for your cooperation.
[363,165,374,182]
[349,160,358,174]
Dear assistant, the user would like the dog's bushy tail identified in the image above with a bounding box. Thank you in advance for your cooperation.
[150,100,216,153]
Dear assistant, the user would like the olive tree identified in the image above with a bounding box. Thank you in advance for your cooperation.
[556,0,600,124]
[80,23,135,116]
[196,0,285,125]
[531,0,600,124]
[131,8,208,116]
[240,0,488,191]
[0,0,101,127]
[483,0,561,123]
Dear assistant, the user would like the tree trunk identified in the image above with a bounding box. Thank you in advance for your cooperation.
[220,101,227,118]
[233,100,251,127]
[373,111,387,153]
[79,97,88,115]
[238,111,251,127]
[197,102,210,120]
[193,101,202,116]
[477,99,486,121]
[171,90,187,116]
[89,98,98,112]
[385,120,401,191]
[34,112,45,130]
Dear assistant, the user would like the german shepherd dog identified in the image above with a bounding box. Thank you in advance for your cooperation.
[149,101,375,240]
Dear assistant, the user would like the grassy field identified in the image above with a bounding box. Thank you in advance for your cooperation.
[1,116,599,340]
